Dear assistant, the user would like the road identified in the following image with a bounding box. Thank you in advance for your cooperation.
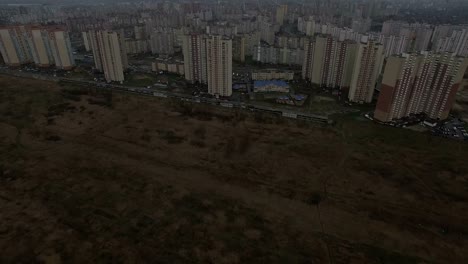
[0,67,331,125]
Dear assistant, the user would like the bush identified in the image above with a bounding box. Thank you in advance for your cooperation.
[190,140,206,148]
[141,134,151,142]
[46,135,61,141]
[158,130,185,144]
[306,193,322,205]
[238,133,251,154]
[194,125,206,139]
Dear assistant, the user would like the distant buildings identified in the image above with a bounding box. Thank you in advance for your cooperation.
[206,23,237,37]
[376,35,409,57]
[432,26,468,57]
[86,30,128,82]
[241,31,261,56]
[298,17,364,43]
[259,22,278,45]
[380,21,434,53]
[150,30,175,55]
[254,44,303,66]
[232,36,245,62]
[252,69,294,81]
[375,52,468,122]
[275,5,288,26]
[297,17,316,36]
[125,39,149,54]
[0,25,74,69]
[352,19,372,34]
[82,31,91,51]
[134,25,146,40]
[276,35,307,49]
[151,59,184,75]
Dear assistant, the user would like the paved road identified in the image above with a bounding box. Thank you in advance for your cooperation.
[0,68,331,124]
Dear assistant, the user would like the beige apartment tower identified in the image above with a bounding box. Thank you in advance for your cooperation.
[233,36,245,62]
[348,40,384,103]
[302,36,357,90]
[182,34,233,97]
[182,34,207,84]
[1,25,74,69]
[89,30,128,82]
[375,52,468,121]
[82,31,91,51]
[276,5,288,25]
[0,26,32,66]
[27,26,54,67]
[48,27,75,70]
[206,35,233,97]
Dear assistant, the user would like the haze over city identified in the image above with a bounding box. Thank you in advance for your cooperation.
[1,0,468,263]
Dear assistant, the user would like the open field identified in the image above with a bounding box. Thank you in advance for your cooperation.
[124,73,158,87]
[1,75,468,263]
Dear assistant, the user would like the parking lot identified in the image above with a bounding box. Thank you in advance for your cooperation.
[432,119,468,140]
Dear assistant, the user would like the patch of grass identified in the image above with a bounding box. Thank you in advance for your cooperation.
[190,139,205,148]
[125,73,157,87]
[157,130,185,144]
[365,245,422,264]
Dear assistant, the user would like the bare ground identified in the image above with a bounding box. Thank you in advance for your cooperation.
[1,75,468,263]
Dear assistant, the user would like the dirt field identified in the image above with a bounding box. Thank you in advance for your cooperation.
[1,75,468,263]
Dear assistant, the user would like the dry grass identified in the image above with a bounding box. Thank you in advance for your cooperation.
[1,75,468,263]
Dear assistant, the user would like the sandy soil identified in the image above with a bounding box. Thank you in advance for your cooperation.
[1,75,468,263]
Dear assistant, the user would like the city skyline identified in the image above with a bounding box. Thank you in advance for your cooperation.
[2,1,468,263]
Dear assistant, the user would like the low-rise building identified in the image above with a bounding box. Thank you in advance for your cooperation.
[151,59,184,75]
[252,69,294,81]
[254,80,290,93]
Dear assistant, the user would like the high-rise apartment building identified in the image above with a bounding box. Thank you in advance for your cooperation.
[1,25,73,69]
[182,34,207,84]
[254,44,303,66]
[182,34,232,97]
[381,20,434,53]
[242,31,261,56]
[82,31,91,51]
[206,35,232,97]
[134,25,146,40]
[26,26,54,67]
[377,34,409,57]
[412,24,433,52]
[375,52,468,122]
[298,17,316,36]
[348,40,384,103]
[275,5,288,25]
[150,30,175,55]
[47,26,75,70]
[86,30,103,71]
[302,36,357,90]
[233,35,245,62]
[433,28,468,57]
[351,19,371,34]
[0,26,32,66]
[259,22,277,45]
[87,30,128,82]
[125,39,149,54]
